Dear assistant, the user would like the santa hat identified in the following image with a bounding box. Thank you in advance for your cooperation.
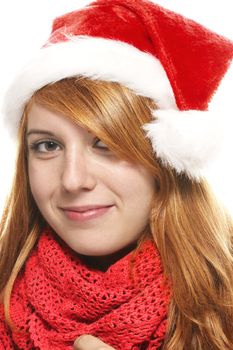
[3,0,233,180]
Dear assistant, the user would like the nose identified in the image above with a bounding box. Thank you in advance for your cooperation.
[61,149,97,193]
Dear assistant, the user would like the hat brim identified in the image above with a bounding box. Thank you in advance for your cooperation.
[3,35,176,138]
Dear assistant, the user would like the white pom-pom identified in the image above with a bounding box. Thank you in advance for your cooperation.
[143,109,224,180]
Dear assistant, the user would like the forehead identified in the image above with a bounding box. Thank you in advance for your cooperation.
[27,103,67,127]
[26,103,94,141]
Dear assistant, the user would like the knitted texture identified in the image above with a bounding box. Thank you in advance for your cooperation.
[0,230,170,350]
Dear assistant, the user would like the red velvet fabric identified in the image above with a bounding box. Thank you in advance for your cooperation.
[47,0,233,111]
[0,229,170,349]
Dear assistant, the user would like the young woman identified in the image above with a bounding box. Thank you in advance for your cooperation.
[0,0,233,349]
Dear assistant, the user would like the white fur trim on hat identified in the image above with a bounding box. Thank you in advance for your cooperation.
[143,109,224,180]
[3,36,176,139]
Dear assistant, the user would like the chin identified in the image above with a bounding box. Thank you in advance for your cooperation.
[70,244,119,257]
[65,238,127,256]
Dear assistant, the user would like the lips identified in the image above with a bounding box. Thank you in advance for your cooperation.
[61,204,114,222]
[61,204,113,212]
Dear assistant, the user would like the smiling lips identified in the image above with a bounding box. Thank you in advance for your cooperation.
[61,205,114,222]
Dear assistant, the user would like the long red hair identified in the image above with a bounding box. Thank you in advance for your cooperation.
[1,77,233,349]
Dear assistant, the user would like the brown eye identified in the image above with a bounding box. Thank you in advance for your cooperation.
[29,140,61,153]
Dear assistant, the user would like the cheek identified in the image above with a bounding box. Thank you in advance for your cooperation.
[115,171,154,237]
[28,161,55,203]
[110,164,155,208]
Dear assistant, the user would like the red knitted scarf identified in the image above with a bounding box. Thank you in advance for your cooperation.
[1,229,170,350]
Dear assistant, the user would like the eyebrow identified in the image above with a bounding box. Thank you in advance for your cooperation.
[26,129,56,138]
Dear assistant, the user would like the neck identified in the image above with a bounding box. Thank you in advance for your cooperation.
[78,242,137,271]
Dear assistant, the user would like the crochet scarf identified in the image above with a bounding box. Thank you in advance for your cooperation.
[1,229,170,350]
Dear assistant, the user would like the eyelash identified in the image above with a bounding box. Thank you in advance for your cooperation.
[28,140,60,154]
[28,138,109,154]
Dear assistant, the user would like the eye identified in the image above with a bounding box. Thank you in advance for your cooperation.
[28,140,61,154]
[93,138,109,150]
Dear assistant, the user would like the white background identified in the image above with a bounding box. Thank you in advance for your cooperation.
[0,0,232,216]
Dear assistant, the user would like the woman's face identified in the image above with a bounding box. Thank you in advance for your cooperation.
[27,103,155,256]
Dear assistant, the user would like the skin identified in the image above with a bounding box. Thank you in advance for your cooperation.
[27,103,155,261]
[27,103,155,347]
[73,334,115,349]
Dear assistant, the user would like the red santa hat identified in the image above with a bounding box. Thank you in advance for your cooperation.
[3,0,233,180]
